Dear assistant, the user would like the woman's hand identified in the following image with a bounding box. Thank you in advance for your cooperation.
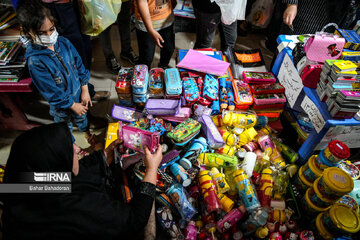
[144,144,162,171]
[70,102,88,116]
[149,30,164,48]
[283,4,297,27]
[104,138,123,165]
[81,85,92,108]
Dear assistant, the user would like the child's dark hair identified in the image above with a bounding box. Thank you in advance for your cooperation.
[16,0,55,36]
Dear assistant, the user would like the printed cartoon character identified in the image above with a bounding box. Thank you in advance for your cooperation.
[327,44,340,57]
[129,133,141,148]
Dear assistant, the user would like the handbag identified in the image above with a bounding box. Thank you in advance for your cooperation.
[304,23,345,63]
[78,0,122,36]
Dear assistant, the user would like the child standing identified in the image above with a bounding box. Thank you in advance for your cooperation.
[135,0,175,69]
[16,0,95,144]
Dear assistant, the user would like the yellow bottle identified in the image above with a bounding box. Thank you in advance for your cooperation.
[210,167,230,194]
[217,144,237,156]
[219,128,238,146]
[222,111,257,128]
[218,193,235,212]
[237,127,258,147]
[212,115,224,127]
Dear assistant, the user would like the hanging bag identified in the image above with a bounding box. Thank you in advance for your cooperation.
[78,0,122,36]
[304,23,345,63]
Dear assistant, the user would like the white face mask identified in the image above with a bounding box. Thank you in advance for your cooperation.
[35,29,58,47]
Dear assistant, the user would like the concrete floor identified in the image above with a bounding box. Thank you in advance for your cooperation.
[0,25,274,164]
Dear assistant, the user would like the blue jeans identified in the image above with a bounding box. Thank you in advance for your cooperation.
[193,9,237,52]
[52,109,89,142]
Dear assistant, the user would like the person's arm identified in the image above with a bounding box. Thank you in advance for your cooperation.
[282,0,298,27]
[136,0,164,48]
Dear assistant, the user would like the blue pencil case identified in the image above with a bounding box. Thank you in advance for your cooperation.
[182,77,200,103]
[132,65,149,95]
[203,74,219,101]
[165,68,182,97]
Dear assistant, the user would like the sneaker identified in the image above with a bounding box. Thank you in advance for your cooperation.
[92,91,111,102]
[120,50,139,65]
[106,57,121,74]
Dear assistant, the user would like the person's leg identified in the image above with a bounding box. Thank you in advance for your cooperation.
[158,24,175,68]
[193,9,221,49]
[53,111,75,142]
[136,28,156,69]
[118,1,138,64]
[219,20,238,52]
[99,25,121,73]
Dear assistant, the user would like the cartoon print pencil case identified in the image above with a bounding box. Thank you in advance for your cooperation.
[111,105,144,122]
[198,114,225,149]
[149,68,164,97]
[165,68,182,97]
[132,65,149,95]
[253,93,287,105]
[182,77,200,103]
[120,123,160,153]
[203,74,219,101]
[250,83,285,95]
[242,71,276,84]
[145,99,181,115]
[162,107,192,122]
[167,118,201,146]
[116,67,133,94]
[232,80,253,110]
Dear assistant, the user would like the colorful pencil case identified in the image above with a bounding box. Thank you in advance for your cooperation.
[182,77,200,103]
[162,107,192,122]
[149,68,164,96]
[145,99,181,115]
[193,104,213,117]
[198,114,225,149]
[250,83,285,95]
[242,71,276,84]
[203,74,219,101]
[165,68,182,97]
[111,105,144,122]
[252,103,286,110]
[231,80,253,110]
[132,94,148,104]
[120,123,160,153]
[116,67,133,94]
[253,93,287,105]
[167,118,201,146]
[132,65,149,95]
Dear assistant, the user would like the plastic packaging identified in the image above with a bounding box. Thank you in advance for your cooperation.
[233,169,260,211]
[167,183,196,221]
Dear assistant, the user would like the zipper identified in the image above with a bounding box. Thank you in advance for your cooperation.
[54,51,69,75]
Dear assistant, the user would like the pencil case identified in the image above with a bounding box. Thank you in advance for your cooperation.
[115,67,133,94]
[149,68,164,97]
[203,74,219,101]
[193,104,213,117]
[250,83,285,95]
[231,80,253,110]
[159,149,180,170]
[132,94,148,104]
[242,71,276,84]
[132,65,149,95]
[253,93,286,105]
[198,114,225,149]
[182,77,200,103]
[145,99,181,115]
[165,68,182,97]
[300,64,323,89]
[120,123,160,153]
[162,107,192,122]
[167,118,201,146]
[111,105,144,122]
[120,153,145,170]
[252,103,286,110]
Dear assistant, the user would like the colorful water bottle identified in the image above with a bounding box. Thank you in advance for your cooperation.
[198,153,238,168]
[226,80,235,111]
[219,78,228,110]
[216,207,244,233]
[198,170,221,214]
[170,162,191,187]
[257,168,274,208]
[210,167,230,194]
[233,169,260,211]
[217,144,237,156]
[218,128,238,146]
[237,127,258,146]
[179,137,208,170]
[212,115,224,127]
[185,221,197,240]
[241,207,269,234]
[167,183,197,221]
[224,167,239,195]
[222,111,257,128]
[217,193,234,212]
[273,139,299,164]
[254,153,270,174]
[254,116,269,130]
[241,152,257,177]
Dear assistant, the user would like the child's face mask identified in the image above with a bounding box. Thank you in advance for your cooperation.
[35,29,58,47]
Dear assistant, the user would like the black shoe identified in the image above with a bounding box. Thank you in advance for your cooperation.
[106,57,121,74]
[87,113,108,129]
[120,50,139,65]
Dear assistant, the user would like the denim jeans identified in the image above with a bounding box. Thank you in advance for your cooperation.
[45,1,95,97]
[52,109,89,142]
[99,1,132,59]
[193,9,237,52]
[136,24,175,69]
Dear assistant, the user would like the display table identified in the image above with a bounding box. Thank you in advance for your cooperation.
[0,78,41,131]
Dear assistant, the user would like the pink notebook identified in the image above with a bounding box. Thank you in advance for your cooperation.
[176,49,230,76]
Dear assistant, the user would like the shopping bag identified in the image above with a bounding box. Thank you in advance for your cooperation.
[78,0,122,36]
[211,0,247,25]
[304,23,345,63]
[246,0,274,29]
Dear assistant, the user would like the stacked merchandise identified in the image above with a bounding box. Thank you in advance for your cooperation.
[0,7,17,31]
[173,0,195,19]
[316,60,359,119]
[107,61,360,239]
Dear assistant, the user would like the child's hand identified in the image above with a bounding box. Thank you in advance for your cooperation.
[71,102,88,116]
[150,30,164,48]
[283,4,297,27]
[144,144,162,171]
[81,85,92,107]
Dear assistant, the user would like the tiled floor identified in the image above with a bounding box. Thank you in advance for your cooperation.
[0,25,274,164]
